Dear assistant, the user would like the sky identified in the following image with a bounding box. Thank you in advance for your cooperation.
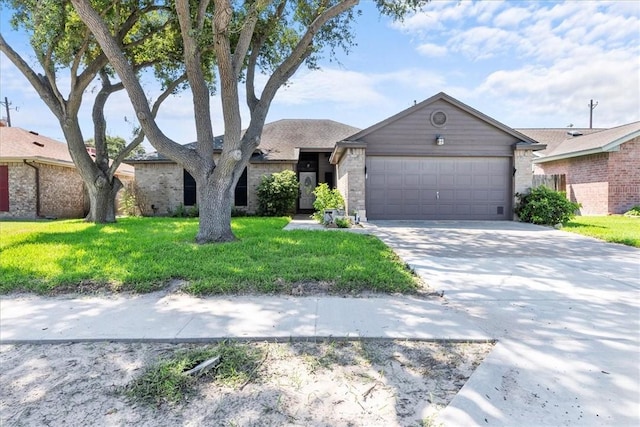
[1,0,639,151]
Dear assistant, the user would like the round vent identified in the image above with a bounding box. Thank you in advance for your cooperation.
[430,110,447,127]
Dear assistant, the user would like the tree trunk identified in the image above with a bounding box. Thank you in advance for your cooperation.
[84,175,123,223]
[196,173,236,243]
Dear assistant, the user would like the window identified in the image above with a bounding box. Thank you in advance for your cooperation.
[0,166,8,212]
[234,168,248,206]
[183,170,196,206]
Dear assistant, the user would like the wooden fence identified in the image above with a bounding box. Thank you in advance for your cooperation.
[532,174,566,192]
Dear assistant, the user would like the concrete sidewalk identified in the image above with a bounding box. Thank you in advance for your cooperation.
[0,293,489,343]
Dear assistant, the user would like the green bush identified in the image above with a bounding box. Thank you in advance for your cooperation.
[515,186,581,225]
[312,183,345,222]
[256,170,299,216]
[624,205,640,217]
[335,217,351,228]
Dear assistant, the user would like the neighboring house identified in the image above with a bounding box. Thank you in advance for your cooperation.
[0,126,134,219]
[519,122,640,215]
[126,119,360,215]
[331,92,544,220]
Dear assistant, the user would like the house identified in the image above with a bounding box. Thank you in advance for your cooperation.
[0,126,134,219]
[127,93,547,220]
[519,122,640,215]
[126,119,360,215]
[331,92,545,220]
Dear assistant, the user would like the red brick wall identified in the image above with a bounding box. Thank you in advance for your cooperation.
[608,137,640,214]
[536,154,610,215]
[536,138,639,215]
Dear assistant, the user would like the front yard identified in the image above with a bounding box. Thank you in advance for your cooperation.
[564,215,640,247]
[0,217,420,295]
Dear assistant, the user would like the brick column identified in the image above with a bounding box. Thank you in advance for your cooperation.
[336,147,366,220]
[513,149,534,220]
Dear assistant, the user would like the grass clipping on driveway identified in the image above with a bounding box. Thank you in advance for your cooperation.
[1,340,494,426]
[0,217,419,295]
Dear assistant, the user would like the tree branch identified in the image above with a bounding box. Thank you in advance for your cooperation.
[70,0,201,170]
[260,0,359,110]
[176,0,215,163]
[109,72,188,176]
[232,0,265,77]
[0,34,64,118]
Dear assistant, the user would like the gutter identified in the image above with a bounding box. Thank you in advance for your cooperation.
[23,160,41,217]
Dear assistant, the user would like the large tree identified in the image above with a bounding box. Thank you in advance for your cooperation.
[0,0,189,222]
[70,0,425,242]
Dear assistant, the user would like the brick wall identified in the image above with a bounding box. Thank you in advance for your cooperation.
[336,147,366,219]
[133,163,183,215]
[608,137,640,214]
[0,162,37,219]
[536,154,609,215]
[0,161,85,219]
[38,163,85,218]
[133,162,294,215]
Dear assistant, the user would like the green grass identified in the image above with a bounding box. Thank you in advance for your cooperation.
[564,215,640,247]
[0,217,419,294]
[124,341,263,406]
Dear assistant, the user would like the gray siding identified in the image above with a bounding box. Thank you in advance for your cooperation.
[361,99,518,157]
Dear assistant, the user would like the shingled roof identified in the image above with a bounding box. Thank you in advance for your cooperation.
[520,122,640,163]
[0,127,133,175]
[127,119,360,163]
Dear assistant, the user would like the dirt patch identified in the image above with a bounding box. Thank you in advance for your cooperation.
[0,340,493,426]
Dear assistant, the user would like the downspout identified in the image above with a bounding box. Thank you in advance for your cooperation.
[24,160,41,217]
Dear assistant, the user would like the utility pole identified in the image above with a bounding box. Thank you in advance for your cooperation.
[0,97,19,127]
[589,99,598,129]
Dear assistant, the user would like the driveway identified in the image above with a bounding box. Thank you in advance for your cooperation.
[369,221,640,427]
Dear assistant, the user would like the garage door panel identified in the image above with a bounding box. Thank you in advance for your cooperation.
[367,156,511,220]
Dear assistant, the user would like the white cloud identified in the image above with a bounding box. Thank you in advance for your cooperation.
[493,7,531,28]
[416,43,448,57]
[390,0,639,127]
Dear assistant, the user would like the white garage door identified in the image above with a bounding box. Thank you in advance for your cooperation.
[366,157,511,220]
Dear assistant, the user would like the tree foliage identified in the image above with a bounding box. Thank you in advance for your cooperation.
[86,135,146,159]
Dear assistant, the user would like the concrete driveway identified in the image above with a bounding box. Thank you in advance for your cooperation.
[369,221,640,427]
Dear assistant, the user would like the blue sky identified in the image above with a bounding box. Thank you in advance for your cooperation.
[1,0,639,149]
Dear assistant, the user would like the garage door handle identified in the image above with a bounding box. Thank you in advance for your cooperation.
[436,191,439,200]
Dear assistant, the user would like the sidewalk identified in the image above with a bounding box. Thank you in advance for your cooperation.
[0,293,489,343]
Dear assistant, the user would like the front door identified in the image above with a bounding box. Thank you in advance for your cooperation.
[299,172,316,210]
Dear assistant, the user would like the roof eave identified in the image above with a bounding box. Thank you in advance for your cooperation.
[533,147,606,163]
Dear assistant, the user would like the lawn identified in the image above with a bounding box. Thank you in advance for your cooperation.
[564,215,640,247]
[0,217,419,295]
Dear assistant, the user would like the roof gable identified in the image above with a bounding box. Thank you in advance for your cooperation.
[345,92,539,145]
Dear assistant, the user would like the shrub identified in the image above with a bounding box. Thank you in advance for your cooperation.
[334,217,351,228]
[120,181,147,216]
[515,186,581,225]
[624,205,640,217]
[256,170,299,216]
[312,183,345,222]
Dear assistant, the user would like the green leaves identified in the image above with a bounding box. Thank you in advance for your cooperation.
[256,170,300,216]
[515,186,581,225]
